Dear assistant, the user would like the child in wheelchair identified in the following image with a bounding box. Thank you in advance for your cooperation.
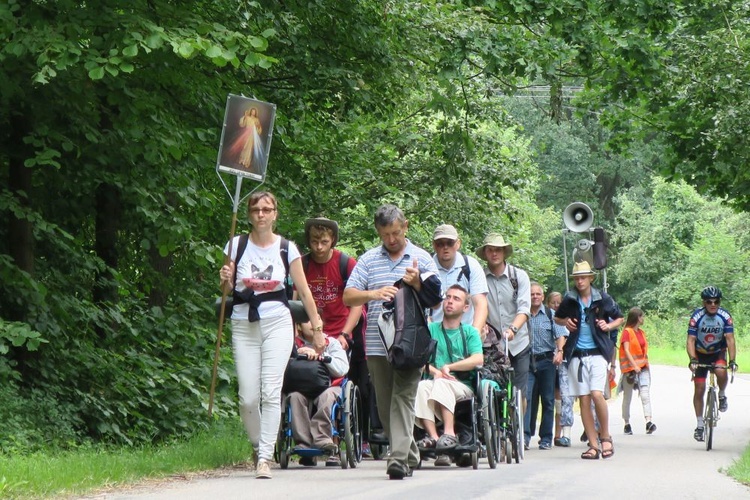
[283,318,350,466]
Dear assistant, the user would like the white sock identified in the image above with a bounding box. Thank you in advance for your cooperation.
[562,426,571,439]
[697,417,704,428]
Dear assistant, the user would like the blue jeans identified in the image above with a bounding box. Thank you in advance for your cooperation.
[525,357,556,445]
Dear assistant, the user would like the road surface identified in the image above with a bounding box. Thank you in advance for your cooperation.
[92,365,750,500]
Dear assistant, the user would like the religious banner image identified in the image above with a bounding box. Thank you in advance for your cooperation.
[216,95,276,181]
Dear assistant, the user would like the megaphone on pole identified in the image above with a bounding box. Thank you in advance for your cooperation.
[563,202,594,232]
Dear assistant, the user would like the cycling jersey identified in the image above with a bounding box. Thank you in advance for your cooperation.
[687,307,734,354]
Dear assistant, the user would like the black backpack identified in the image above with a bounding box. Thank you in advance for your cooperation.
[377,273,442,370]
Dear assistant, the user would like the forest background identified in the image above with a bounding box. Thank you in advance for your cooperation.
[2,0,750,461]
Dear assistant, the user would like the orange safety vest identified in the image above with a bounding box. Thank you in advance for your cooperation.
[619,327,648,373]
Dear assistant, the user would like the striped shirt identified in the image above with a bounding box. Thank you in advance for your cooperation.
[346,240,437,357]
[529,305,567,355]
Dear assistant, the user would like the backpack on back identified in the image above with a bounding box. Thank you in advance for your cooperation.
[377,273,441,370]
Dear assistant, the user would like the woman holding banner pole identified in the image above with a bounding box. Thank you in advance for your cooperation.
[219,191,323,479]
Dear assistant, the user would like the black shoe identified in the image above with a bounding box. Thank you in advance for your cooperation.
[694,427,704,442]
[624,424,633,435]
[580,430,587,442]
[299,456,317,467]
[387,462,412,480]
[371,430,388,442]
[719,396,728,412]
[646,422,657,434]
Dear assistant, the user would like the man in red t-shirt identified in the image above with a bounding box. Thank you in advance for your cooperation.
[300,217,378,455]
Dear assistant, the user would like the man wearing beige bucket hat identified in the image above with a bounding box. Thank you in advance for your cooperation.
[476,232,532,411]
[554,261,623,460]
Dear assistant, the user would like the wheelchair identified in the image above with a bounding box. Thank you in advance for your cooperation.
[494,352,524,463]
[415,373,502,470]
[275,377,363,469]
[480,324,523,464]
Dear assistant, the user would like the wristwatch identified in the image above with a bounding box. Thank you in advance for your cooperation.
[509,325,519,334]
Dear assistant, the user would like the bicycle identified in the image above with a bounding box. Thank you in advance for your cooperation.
[691,362,735,451]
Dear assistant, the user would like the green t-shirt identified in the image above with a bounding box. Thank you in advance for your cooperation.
[429,321,483,374]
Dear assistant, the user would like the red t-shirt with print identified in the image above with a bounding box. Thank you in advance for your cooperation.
[303,249,357,337]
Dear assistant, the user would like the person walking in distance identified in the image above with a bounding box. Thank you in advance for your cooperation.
[619,307,656,435]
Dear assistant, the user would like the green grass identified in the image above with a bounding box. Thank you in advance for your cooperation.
[0,419,253,499]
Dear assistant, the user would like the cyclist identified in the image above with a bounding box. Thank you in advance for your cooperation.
[687,286,737,442]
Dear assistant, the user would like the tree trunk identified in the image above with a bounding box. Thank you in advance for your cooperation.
[93,181,121,340]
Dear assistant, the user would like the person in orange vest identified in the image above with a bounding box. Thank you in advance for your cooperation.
[618,307,656,435]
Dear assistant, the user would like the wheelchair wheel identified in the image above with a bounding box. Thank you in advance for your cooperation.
[509,387,522,464]
[514,387,524,461]
[482,382,499,469]
[275,396,292,469]
[343,382,363,468]
[504,437,512,464]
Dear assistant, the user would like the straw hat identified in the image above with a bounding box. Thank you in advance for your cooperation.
[475,233,513,260]
[570,261,596,277]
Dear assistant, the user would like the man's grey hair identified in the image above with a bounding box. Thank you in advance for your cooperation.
[374,204,406,227]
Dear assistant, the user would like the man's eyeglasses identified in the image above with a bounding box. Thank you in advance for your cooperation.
[434,239,456,248]
[705,299,721,306]
[250,207,275,215]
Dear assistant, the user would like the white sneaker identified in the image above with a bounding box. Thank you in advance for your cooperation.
[256,459,272,479]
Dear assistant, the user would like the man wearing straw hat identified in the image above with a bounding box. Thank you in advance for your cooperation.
[476,233,532,410]
[554,261,623,460]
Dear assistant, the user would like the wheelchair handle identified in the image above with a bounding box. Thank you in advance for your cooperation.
[296,354,332,363]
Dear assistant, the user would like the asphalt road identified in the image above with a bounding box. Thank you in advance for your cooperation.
[94,365,750,500]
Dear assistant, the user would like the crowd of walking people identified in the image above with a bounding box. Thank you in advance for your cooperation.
[219,192,737,479]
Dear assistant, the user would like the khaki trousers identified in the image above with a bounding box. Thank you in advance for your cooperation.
[367,356,421,468]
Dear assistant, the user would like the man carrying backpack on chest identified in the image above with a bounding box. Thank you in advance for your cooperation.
[343,204,441,480]
[430,224,488,334]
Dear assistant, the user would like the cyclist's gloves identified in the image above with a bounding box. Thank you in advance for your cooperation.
[729,360,738,372]
[689,358,698,371]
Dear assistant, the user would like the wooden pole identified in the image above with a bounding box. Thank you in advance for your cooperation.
[208,176,244,419]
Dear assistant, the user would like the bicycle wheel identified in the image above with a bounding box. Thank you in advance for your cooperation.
[705,389,716,451]
[482,383,499,469]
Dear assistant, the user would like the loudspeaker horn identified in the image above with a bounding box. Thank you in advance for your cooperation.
[563,202,594,232]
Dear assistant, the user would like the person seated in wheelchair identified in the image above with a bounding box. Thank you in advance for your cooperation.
[285,317,350,466]
[415,284,484,467]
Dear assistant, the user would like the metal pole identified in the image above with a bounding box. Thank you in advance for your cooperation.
[561,228,570,293]
[208,176,243,419]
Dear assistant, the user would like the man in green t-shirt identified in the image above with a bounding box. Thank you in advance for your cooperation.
[414,284,484,466]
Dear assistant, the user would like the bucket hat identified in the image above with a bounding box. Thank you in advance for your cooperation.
[304,217,339,246]
[475,233,513,260]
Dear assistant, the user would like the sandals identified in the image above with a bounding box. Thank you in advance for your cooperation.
[581,446,601,460]
[417,436,437,449]
[435,433,458,451]
[600,437,615,459]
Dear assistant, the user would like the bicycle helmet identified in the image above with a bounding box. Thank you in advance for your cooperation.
[700,286,722,300]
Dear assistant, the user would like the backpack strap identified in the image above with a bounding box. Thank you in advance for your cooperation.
[455,253,471,289]
[508,264,518,300]
[339,251,352,283]
[280,237,292,299]
[231,233,250,289]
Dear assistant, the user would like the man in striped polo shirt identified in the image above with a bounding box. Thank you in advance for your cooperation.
[344,204,440,480]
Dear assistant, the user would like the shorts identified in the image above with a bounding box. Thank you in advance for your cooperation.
[566,354,608,397]
[694,350,727,381]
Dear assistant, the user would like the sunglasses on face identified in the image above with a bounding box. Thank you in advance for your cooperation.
[705,299,721,306]
[434,239,456,248]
